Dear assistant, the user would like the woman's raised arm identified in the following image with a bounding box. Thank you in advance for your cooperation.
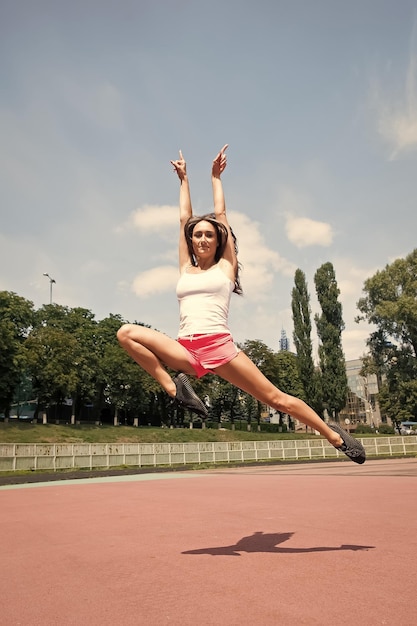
[171,150,192,271]
[211,144,228,219]
[211,144,237,273]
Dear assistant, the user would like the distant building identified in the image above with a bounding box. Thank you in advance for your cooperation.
[279,329,290,352]
[339,358,382,428]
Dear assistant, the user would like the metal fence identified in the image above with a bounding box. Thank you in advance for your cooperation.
[1,436,416,472]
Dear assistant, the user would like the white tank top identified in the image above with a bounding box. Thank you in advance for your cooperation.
[176,265,234,337]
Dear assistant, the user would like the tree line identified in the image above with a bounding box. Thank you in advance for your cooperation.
[1,250,417,426]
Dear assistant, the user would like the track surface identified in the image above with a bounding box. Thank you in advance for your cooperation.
[1,459,417,625]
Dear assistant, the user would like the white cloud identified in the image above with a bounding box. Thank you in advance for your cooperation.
[335,261,375,298]
[132,265,179,298]
[372,20,417,159]
[377,104,417,160]
[223,211,297,300]
[285,215,333,248]
[342,327,372,361]
[229,211,295,271]
[118,204,178,234]
[274,186,333,248]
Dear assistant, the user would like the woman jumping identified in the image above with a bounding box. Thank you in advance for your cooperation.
[117,145,365,464]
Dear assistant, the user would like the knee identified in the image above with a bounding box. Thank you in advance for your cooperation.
[270,390,298,414]
[116,323,133,346]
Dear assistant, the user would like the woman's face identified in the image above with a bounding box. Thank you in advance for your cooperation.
[191,220,218,259]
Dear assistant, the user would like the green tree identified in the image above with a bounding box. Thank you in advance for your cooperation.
[25,326,80,415]
[271,351,306,431]
[242,392,257,430]
[95,315,162,424]
[357,249,417,356]
[356,249,417,423]
[241,340,278,382]
[378,380,417,424]
[291,269,323,416]
[0,291,34,417]
[27,305,99,420]
[208,377,241,428]
[376,348,417,424]
[241,339,279,430]
[314,262,348,420]
[273,351,304,399]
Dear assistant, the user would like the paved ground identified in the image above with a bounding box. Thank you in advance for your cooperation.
[1,458,417,625]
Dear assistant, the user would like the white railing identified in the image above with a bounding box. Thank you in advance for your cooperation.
[0,436,416,472]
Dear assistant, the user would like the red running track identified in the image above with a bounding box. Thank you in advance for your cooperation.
[1,459,417,625]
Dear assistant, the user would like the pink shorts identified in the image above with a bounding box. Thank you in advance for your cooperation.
[177,333,239,378]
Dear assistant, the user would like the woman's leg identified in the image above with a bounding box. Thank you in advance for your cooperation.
[117,324,195,396]
[215,351,343,447]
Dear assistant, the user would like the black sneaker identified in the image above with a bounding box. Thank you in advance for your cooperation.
[330,424,366,464]
[173,373,208,418]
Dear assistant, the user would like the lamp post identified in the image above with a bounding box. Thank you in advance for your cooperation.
[43,273,56,304]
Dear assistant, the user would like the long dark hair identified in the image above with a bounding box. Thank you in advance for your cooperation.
[184,213,242,295]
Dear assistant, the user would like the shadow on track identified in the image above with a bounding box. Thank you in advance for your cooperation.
[182,531,375,556]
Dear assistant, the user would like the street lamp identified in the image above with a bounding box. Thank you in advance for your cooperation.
[43,273,56,304]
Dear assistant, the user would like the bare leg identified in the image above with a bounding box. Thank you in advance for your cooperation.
[215,352,343,447]
[117,324,195,396]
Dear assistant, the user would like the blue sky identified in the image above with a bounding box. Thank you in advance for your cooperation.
[1,0,417,361]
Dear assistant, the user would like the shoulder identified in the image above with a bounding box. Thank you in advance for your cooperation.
[180,262,202,277]
[217,258,236,283]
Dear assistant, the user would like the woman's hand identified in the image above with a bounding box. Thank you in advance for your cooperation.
[212,144,228,178]
[171,150,187,181]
